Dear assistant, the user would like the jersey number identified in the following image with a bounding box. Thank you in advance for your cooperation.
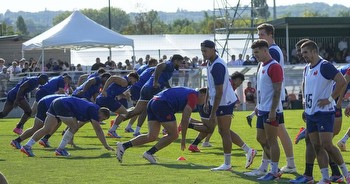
[305,94,312,108]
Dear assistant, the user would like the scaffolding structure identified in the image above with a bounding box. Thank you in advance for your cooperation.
[213,0,259,61]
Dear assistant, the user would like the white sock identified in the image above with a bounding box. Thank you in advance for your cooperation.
[224,153,231,165]
[109,124,119,132]
[339,163,349,176]
[241,143,250,153]
[25,138,36,147]
[286,157,296,168]
[125,123,132,129]
[341,134,349,143]
[135,126,141,133]
[271,162,279,174]
[58,130,73,150]
[320,168,329,181]
[258,159,270,172]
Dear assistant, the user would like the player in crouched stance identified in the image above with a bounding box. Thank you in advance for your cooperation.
[245,39,283,181]
[300,40,350,184]
[116,87,207,164]
[21,96,114,157]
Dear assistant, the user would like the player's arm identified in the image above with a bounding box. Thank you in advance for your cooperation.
[15,81,30,101]
[268,63,283,121]
[318,63,346,107]
[57,79,66,94]
[90,120,114,151]
[80,78,96,94]
[209,63,225,119]
[153,62,166,88]
[77,74,89,86]
[337,69,350,108]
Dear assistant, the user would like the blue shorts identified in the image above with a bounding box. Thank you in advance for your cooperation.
[335,106,342,118]
[256,111,285,129]
[306,112,334,133]
[130,85,141,101]
[47,99,74,118]
[147,99,175,122]
[119,98,128,108]
[35,89,51,102]
[36,100,49,122]
[197,105,210,119]
[209,103,235,117]
[96,96,121,112]
[140,86,162,101]
[6,89,19,103]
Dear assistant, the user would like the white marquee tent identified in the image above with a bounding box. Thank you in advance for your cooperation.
[22,10,134,69]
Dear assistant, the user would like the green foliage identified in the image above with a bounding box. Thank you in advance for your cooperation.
[1,110,349,183]
[303,9,328,17]
[253,0,270,19]
[338,10,350,17]
[16,15,28,36]
[52,8,130,33]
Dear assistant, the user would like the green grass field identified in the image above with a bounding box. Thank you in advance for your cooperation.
[1,110,350,183]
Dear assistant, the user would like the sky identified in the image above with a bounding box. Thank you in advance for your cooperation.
[0,0,349,14]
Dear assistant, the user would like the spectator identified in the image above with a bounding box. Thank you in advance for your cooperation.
[0,65,9,96]
[7,61,22,76]
[91,57,105,71]
[338,37,348,61]
[0,58,6,71]
[133,58,143,70]
[326,42,336,61]
[52,61,60,71]
[227,54,236,67]
[76,64,83,71]
[234,54,244,66]
[62,61,70,71]
[244,81,256,104]
[145,54,150,65]
[290,48,298,64]
[346,51,350,63]
[125,59,133,70]
[105,56,112,68]
[19,58,26,70]
[22,62,30,73]
[243,55,253,65]
[117,62,123,70]
[162,55,167,61]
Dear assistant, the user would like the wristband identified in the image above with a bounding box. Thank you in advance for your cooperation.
[328,96,334,103]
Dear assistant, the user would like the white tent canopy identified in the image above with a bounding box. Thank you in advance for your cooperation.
[22,11,134,50]
[22,10,134,70]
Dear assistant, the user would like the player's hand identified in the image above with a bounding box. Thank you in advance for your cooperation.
[267,111,276,123]
[101,91,107,97]
[153,82,160,89]
[317,98,331,108]
[105,145,115,151]
[181,140,186,151]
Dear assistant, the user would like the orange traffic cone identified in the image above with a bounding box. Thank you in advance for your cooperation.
[177,156,186,161]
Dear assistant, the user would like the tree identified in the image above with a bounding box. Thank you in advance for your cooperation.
[303,9,328,17]
[16,15,28,35]
[146,10,158,35]
[338,10,350,17]
[52,11,72,25]
[253,0,270,19]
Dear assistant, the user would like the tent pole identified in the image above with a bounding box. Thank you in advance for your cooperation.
[132,46,136,68]
[109,47,112,62]
[41,48,45,72]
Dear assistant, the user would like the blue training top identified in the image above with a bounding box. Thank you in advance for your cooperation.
[144,61,175,89]
[39,76,65,93]
[39,94,66,108]
[153,87,198,112]
[105,76,129,99]
[11,76,40,96]
[136,65,149,75]
[58,96,100,122]
[134,67,155,88]
[72,76,102,100]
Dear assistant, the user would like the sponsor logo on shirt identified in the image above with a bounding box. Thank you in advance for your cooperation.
[313,70,318,76]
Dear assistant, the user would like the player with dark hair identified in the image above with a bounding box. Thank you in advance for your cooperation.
[20,96,114,157]
[188,71,257,169]
[10,94,66,149]
[96,72,139,138]
[13,74,72,135]
[0,75,48,131]
[116,87,207,164]
[110,54,183,137]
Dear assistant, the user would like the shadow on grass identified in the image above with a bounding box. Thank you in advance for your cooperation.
[121,162,217,170]
[231,170,295,183]
[40,147,101,152]
[40,153,112,160]
[0,159,6,161]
